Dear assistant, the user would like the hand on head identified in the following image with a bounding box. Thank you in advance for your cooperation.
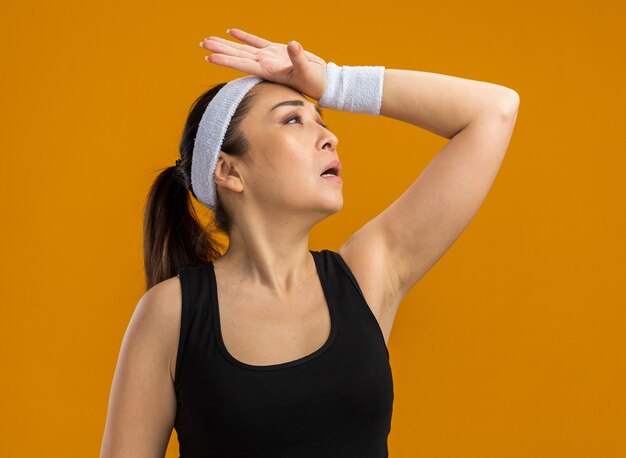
[199,28,328,101]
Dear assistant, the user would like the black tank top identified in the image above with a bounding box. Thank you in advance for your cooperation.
[173,249,394,457]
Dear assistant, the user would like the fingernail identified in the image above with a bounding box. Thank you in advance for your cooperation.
[226,29,231,34]
[199,40,204,47]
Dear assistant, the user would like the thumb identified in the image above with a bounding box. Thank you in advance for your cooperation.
[287,40,306,67]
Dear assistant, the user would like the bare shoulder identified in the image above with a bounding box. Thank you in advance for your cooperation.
[142,274,183,384]
[337,222,406,345]
[100,275,182,456]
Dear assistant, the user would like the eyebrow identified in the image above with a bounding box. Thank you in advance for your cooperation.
[269,100,324,118]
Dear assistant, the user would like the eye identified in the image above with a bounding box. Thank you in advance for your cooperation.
[284,115,302,125]
[284,115,329,130]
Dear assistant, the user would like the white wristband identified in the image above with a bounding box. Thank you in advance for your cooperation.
[318,62,386,116]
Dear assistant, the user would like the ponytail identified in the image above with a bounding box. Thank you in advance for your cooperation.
[141,81,265,290]
[142,164,225,290]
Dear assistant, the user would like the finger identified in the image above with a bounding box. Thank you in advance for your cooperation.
[203,36,259,55]
[202,39,257,61]
[227,28,274,48]
[287,41,308,69]
[206,53,265,77]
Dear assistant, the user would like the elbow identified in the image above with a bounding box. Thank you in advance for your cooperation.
[480,86,520,122]
[498,89,520,119]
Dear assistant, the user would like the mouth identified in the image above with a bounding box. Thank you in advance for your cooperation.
[320,159,342,178]
[320,169,339,177]
[320,167,342,183]
[321,174,343,183]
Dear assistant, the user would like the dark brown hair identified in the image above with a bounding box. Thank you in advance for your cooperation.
[142,81,268,290]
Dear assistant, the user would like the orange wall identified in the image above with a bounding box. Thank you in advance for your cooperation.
[1,0,625,456]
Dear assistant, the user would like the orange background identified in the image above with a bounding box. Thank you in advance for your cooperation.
[1,0,625,456]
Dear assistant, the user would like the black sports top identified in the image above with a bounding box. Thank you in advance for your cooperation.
[173,249,394,457]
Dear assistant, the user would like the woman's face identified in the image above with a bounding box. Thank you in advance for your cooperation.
[225,82,342,217]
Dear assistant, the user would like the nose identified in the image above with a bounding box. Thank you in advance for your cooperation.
[319,129,338,152]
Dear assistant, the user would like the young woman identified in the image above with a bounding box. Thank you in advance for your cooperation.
[101,28,519,457]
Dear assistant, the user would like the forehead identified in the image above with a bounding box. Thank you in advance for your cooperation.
[250,83,323,118]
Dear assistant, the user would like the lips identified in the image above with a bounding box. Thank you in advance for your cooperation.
[320,159,342,177]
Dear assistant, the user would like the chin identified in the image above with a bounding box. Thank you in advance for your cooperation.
[322,197,344,214]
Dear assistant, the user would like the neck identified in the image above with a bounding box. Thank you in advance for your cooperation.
[214,231,315,297]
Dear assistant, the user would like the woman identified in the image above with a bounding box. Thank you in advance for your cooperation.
[101,28,519,457]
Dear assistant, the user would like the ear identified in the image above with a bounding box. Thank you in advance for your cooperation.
[214,152,244,193]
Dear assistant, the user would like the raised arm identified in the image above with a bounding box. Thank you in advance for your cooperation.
[380,68,518,137]
[339,68,519,332]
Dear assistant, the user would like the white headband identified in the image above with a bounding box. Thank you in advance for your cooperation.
[191,75,264,211]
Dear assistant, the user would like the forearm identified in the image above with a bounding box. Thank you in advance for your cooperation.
[380,68,519,139]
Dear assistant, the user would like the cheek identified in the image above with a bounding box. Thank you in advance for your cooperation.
[255,139,318,185]
[292,159,319,184]
[273,150,316,180]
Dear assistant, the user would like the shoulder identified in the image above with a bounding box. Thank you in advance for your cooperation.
[139,274,182,326]
[336,236,403,345]
[336,242,396,310]
[133,274,183,383]
[102,275,181,456]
